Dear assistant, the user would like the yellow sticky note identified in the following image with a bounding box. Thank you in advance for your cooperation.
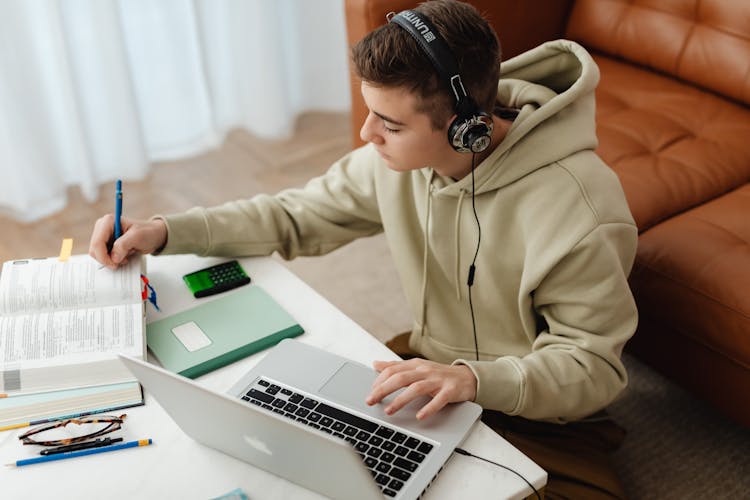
[58,238,73,262]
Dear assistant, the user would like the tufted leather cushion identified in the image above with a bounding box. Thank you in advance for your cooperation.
[591,51,750,425]
[631,185,750,369]
[567,0,750,106]
[593,55,750,231]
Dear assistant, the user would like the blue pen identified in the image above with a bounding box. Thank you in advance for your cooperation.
[5,438,152,467]
[114,179,123,239]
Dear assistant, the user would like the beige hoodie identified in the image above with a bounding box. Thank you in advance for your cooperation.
[159,40,638,422]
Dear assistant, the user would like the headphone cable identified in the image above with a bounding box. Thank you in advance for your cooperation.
[468,153,481,361]
[454,447,543,500]
[461,163,542,499]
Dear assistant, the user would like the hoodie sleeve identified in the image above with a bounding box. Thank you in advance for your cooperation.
[456,221,638,422]
[156,148,384,259]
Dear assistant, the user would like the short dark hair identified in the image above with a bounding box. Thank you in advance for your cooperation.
[352,0,501,130]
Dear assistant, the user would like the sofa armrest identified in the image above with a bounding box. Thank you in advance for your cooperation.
[344,0,575,148]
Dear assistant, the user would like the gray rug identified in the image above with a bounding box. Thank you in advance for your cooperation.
[609,354,750,499]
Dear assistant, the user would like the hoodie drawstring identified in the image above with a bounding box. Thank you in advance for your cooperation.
[454,189,467,301]
[419,172,434,332]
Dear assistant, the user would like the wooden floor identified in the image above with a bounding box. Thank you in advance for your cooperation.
[0,112,352,262]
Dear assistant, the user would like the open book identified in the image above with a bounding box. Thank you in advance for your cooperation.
[0,254,146,426]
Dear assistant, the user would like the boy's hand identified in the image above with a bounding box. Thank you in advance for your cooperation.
[89,215,167,269]
[365,358,477,420]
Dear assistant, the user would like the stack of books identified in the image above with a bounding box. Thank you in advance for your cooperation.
[0,254,146,429]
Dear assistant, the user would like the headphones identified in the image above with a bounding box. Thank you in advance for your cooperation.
[389,9,493,154]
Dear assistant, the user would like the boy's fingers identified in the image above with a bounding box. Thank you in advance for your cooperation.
[366,369,422,405]
[373,360,398,371]
[415,391,450,420]
[89,215,116,267]
[110,235,134,264]
[370,361,411,390]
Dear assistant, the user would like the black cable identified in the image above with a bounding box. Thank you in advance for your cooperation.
[455,447,542,500]
[467,153,481,361]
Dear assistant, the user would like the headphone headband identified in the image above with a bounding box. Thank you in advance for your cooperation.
[388,9,493,153]
[389,11,467,104]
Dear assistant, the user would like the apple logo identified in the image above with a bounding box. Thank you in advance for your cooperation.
[243,434,273,456]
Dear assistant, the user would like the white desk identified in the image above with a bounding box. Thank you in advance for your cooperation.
[1,255,546,499]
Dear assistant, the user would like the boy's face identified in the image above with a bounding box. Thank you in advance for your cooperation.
[360,82,459,176]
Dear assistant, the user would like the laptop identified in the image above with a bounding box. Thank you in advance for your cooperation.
[119,338,482,499]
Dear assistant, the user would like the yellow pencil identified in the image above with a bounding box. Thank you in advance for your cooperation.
[0,422,30,432]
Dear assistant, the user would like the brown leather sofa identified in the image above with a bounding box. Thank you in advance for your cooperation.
[344,0,750,427]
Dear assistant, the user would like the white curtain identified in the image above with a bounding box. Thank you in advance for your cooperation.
[0,0,351,222]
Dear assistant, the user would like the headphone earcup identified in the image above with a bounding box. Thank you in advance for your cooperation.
[448,112,493,153]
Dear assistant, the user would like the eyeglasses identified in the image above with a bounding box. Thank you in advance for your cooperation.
[18,414,127,447]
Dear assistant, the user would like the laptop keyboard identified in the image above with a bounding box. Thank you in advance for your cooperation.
[241,378,436,498]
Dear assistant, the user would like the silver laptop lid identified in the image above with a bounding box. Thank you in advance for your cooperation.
[118,354,382,500]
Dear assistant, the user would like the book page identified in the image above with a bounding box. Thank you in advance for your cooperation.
[0,303,143,368]
[0,254,141,315]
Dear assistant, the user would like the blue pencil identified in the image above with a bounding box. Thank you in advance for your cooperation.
[5,438,152,467]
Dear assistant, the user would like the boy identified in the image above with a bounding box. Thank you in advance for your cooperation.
[90,1,636,497]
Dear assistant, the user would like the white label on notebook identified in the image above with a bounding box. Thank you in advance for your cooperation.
[171,321,212,352]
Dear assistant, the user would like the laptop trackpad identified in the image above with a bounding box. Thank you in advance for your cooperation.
[319,362,378,406]
[320,360,450,435]
[319,361,426,415]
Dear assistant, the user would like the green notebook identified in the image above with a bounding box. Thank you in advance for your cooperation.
[146,286,304,378]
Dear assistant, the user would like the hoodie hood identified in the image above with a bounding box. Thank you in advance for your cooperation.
[425,39,600,196]
[415,40,603,303]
